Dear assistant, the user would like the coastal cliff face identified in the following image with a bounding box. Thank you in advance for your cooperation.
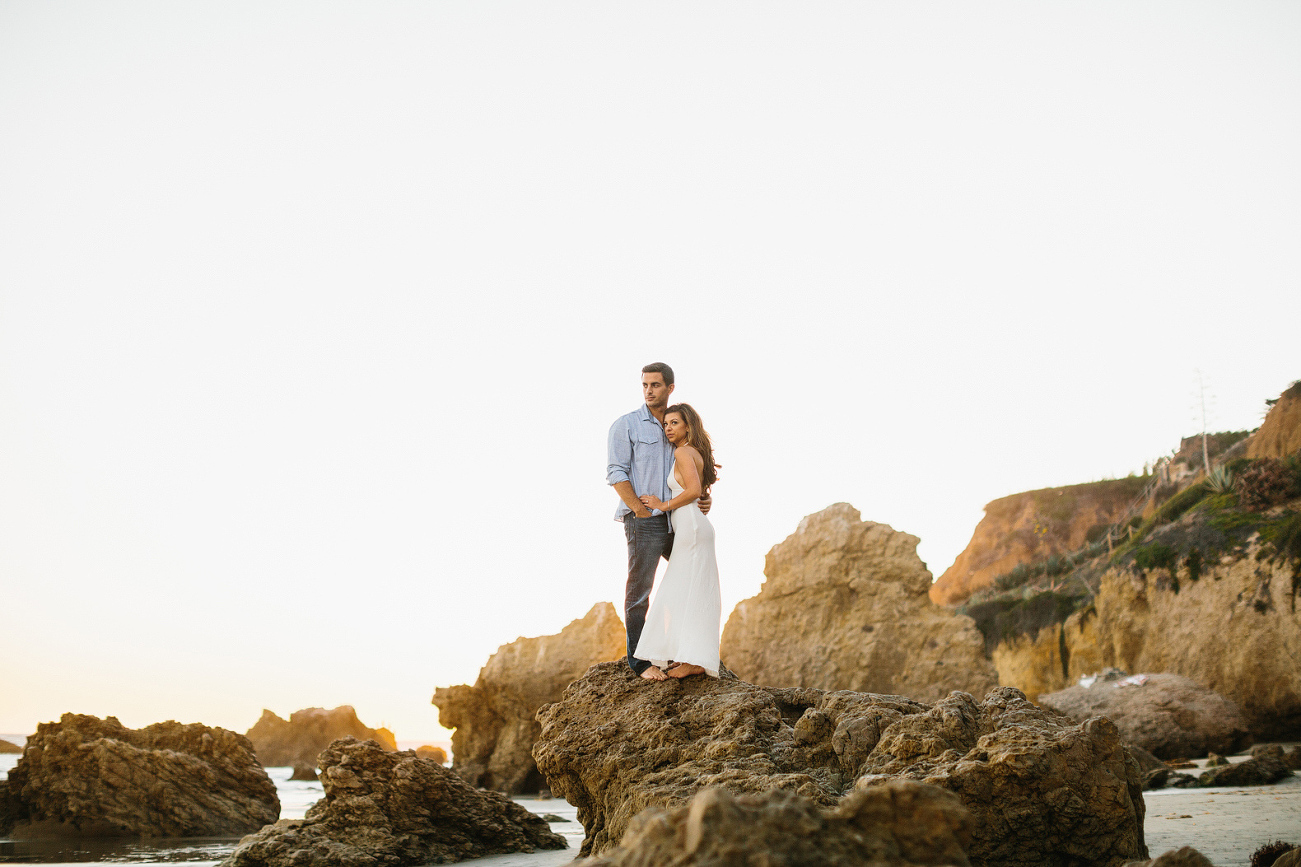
[930,478,1148,607]
[992,549,1301,739]
[720,504,998,702]
[1247,382,1301,459]
[431,601,625,794]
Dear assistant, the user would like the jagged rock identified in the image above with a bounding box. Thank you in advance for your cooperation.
[414,745,447,764]
[218,738,563,867]
[245,706,394,768]
[582,781,974,867]
[0,739,21,754]
[1197,752,1291,787]
[720,504,998,702]
[288,763,317,781]
[1123,847,1216,867]
[4,713,278,837]
[432,601,625,794]
[1252,743,1301,770]
[533,661,1146,867]
[932,479,1149,606]
[1038,673,1250,759]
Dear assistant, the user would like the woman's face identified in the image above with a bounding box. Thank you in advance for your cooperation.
[663,412,689,446]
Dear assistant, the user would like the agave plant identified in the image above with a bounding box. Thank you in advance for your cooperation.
[1207,464,1235,494]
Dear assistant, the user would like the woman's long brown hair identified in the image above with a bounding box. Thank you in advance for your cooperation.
[665,403,718,491]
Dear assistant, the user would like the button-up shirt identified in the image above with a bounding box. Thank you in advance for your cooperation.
[607,403,674,526]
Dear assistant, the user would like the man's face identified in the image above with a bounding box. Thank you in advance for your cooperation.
[642,372,674,410]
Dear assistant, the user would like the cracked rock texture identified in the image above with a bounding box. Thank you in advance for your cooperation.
[720,504,998,702]
[533,661,1146,867]
[245,706,395,769]
[219,737,564,867]
[582,780,973,867]
[432,601,625,793]
[1038,673,1250,760]
[2,713,278,838]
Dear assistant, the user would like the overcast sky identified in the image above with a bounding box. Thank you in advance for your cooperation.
[2,1,1298,743]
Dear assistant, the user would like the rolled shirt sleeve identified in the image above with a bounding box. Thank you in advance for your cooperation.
[607,416,633,486]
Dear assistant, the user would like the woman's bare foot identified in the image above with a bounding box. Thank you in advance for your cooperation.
[667,663,706,678]
[640,665,669,681]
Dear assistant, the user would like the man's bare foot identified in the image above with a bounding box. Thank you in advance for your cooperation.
[640,665,669,681]
[667,663,706,678]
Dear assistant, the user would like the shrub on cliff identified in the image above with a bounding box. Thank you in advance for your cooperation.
[1237,458,1300,511]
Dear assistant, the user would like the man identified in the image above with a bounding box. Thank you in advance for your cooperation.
[607,362,711,681]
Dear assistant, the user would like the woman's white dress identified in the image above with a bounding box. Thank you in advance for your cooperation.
[633,460,722,677]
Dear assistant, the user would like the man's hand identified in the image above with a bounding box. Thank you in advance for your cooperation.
[698,491,713,515]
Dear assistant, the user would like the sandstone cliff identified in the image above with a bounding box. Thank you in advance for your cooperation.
[3,713,278,838]
[720,504,998,702]
[930,478,1149,606]
[1247,380,1301,459]
[245,706,395,768]
[431,601,625,794]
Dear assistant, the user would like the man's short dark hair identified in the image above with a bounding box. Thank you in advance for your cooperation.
[641,362,674,386]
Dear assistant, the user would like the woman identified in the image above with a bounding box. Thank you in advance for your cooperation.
[633,403,721,680]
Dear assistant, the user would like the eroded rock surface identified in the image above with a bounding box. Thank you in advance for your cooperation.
[219,738,564,867]
[720,504,998,702]
[432,601,625,793]
[1039,673,1250,760]
[4,713,278,838]
[245,706,395,769]
[533,661,1146,867]
[582,781,973,867]
[1246,381,1301,459]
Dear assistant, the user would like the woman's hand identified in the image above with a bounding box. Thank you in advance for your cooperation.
[639,494,665,511]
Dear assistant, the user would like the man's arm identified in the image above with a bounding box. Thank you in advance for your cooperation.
[607,416,651,517]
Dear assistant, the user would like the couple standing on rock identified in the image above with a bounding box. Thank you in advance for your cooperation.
[607,362,722,682]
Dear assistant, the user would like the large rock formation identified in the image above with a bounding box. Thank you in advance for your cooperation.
[218,738,564,867]
[720,504,998,702]
[245,706,395,768]
[1247,380,1301,459]
[931,478,1149,606]
[533,661,1147,867]
[988,608,1103,702]
[1038,672,1250,759]
[582,781,974,867]
[2,713,278,838]
[432,601,625,794]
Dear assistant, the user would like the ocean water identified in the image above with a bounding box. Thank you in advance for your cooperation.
[0,747,582,866]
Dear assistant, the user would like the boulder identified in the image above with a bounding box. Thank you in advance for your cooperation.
[245,706,395,768]
[414,745,447,764]
[1038,672,1250,760]
[720,504,999,702]
[218,737,564,867]
[288,764,317,781]
[3,713,278,837]
[432,601,625,794]
[1252,743,1301,770]
[1123,848,1216,867]
[582,781,973,867]
[1196,752,1291,787]
[0,739,22,754]
[533,661,1146,867]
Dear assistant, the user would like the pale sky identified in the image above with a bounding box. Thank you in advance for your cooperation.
[2,2,1298,743]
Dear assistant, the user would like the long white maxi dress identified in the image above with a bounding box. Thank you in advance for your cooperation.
[633,460,722,677]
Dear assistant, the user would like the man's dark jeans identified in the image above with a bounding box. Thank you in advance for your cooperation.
[623,513,674,674]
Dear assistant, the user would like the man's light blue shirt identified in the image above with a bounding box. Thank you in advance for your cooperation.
[607,403,674,527]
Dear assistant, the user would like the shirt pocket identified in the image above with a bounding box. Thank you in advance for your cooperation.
[639,429,664,445]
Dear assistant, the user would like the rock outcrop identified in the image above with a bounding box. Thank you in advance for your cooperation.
[533,661,1147,867]
[218,738,564,867]
[415,745,447,764]
[432,601,625,794]
[245,706,395,768]
[931,478,1149,606]
[1195,751,1292,787]
[3,713,278,838]
[582,781,974,867]
[1247,381,1301,459]
[1123,848,1216,867]
[0,739,22,754]
[1039,672,1250,759]
[720,504,998,702]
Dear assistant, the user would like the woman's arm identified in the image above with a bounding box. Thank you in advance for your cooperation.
[640,446,703,512]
